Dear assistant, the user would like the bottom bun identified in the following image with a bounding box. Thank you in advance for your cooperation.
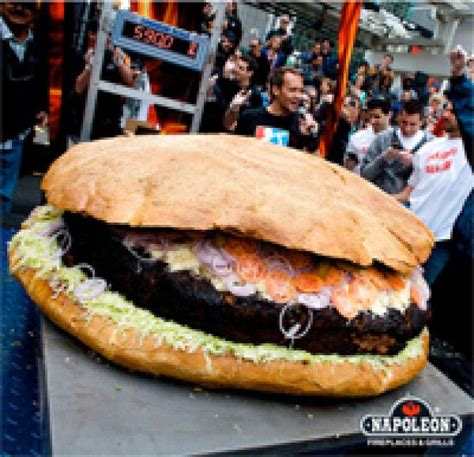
[11,259,429,397]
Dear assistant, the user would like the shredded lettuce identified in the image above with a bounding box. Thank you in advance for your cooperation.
[8,205,426,368]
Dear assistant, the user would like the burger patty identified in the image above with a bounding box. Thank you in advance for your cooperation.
[62,212,429,356]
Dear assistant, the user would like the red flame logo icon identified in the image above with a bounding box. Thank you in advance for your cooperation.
[402,401,421,417]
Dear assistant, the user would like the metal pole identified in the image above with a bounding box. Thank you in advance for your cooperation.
[97,80,196,114]
[76,0,92,54]
[79,1,112,142]
[189,2,226,133]
[443,18,460,54]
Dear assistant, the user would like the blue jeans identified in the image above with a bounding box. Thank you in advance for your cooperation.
[1,138,24,214]
[423,240,452,286]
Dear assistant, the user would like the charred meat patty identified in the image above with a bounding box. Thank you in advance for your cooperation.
[62,212,430,356]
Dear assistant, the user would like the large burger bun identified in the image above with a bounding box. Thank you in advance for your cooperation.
[9,134,434,396]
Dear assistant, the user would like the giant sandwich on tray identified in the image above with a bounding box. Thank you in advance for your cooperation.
[9,134,434,396]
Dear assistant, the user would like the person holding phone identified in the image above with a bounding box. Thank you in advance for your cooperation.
[344,97,391,174]
[221,53,262,132]
[71,19,134,140]
[201,52,261,133]
[360,100,433,195]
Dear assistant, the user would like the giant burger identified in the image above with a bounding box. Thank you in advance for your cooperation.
[8,134,434,396]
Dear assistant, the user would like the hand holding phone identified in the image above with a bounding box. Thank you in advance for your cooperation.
[229,90,251,112]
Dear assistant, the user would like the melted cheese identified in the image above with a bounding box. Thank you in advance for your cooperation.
[163,246,201,274]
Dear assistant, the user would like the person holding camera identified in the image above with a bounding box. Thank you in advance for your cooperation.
[71,19,134,140]
[360,100,433,195]
[344,97,391,174]
[201,52,261,133]
[234,68,319,152]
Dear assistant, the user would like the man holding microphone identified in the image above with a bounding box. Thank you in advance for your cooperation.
[234,68,319,151]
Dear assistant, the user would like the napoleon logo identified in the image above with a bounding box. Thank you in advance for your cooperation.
[361,397,462,437]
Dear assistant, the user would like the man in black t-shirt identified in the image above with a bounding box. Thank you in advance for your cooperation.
[201,52,261,133]
[222,53,262,132]
[235,68,318,151]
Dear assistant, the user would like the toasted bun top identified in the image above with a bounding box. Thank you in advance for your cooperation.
[41,134,434,273]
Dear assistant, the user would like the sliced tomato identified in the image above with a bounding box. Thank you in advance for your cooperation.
[348,277,378,310]
[292,272,323,293]
[332,288,358,320]
[236,254,266,283]
[265,270,297,303]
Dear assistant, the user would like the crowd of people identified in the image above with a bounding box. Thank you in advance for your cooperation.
[199,4,473,289]
[2,2,472,294]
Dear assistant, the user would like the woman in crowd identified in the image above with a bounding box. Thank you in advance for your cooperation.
[261,35,287,70]
[318,77,335,105]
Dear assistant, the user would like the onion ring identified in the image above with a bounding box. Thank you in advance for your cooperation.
[278,302,314,342]
[74,278,107,302]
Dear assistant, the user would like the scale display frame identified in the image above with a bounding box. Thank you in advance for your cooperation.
[112,11,210,72]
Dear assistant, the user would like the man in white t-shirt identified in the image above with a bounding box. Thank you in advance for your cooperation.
[395,102,473,284]
[360,100,433,194]
[344,97,391,173]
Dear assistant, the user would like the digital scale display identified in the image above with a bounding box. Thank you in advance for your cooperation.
[112,11,209,71]
[122,20,199,59]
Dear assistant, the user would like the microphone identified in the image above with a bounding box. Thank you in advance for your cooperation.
[298,106,319,138]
